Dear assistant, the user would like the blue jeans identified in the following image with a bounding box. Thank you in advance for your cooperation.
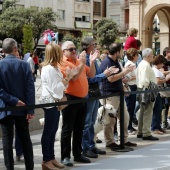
[41,107,60,161]
[152,93,163,131]
[82,99,99,151]
[125,85,137,130]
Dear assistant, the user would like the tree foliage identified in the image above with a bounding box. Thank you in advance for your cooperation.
[95,18,119,47]
[22,24,34,54]
[0,2,57,48]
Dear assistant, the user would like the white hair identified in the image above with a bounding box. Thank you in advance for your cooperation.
[142,48,153,58]
[62,41,75,50]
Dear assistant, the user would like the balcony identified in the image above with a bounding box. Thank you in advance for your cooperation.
[75,21,91,29]
[121,1,129,9]
[119,24,129,32]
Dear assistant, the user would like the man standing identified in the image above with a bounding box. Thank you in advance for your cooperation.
[136,48,158,140]
[0,38,35,170]
[59,41,98,166]
[100,43,137,149]
[81,37,117,158]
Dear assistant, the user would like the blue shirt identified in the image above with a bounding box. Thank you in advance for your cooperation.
[86,54,106,84]
[100,56,123,94]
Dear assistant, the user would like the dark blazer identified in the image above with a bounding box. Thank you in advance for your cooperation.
[0,54,35,119]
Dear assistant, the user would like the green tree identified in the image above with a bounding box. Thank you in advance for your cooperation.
[0,4,57,48]
[94,18,119,47]
[22,24,34,54]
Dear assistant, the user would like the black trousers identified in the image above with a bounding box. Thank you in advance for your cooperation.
[61,94,86,160]
[0,116,34,170]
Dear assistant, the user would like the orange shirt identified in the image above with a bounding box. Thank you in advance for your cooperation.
[59,56,89,98]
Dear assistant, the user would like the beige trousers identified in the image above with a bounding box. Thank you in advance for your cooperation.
[100,96,129,146]
[137,102,154,137]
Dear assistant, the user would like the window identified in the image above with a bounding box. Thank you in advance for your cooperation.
[58,10,65,20]
[110,15,120,26]
[75,13,90,22]
[93,2,101,16]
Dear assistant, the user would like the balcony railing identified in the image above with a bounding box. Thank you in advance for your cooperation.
[93,11,101,16]
[119,24,129,32]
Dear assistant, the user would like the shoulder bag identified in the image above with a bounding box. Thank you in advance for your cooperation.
[45,87,68,111]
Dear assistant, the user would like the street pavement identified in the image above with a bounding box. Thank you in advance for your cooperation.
[1,129,170,170]
[1,75,170,169]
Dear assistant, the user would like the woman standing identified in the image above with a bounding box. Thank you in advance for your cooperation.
[124,48,138,135]
[152,55,170,134]
[40,43,76,170]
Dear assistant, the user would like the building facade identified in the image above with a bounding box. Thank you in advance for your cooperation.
[16,0,106,41]
[129,0,170,53]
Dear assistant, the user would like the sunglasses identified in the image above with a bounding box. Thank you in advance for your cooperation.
[91,43,97,46]
[64,48,77,52]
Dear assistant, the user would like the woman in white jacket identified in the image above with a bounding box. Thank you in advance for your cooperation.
[40,43,77,170]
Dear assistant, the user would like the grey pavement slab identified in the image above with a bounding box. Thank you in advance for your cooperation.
[1,129,170,169]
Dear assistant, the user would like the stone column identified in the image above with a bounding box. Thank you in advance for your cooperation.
[159,33,170,53]
[129,0,144,40]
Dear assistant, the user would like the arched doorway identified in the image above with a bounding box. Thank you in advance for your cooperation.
[129,0,170,53]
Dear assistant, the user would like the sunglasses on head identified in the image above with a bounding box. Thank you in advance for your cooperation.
[64,48,77,52]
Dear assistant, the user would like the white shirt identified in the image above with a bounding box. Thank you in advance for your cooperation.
[27,57,35,73]
[41,65,66,103]
[125,60,136,85]
[136,60,156,88]
[152,66,165,87]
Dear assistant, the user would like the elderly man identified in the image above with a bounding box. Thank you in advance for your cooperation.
[136,48,158,140]
[0,38,35,170]
[59,41,98,166]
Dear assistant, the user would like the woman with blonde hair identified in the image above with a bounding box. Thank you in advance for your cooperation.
[40,43,77,170]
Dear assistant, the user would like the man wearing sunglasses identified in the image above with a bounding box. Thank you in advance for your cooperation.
[59,41,99,166]
[81,37,118,159]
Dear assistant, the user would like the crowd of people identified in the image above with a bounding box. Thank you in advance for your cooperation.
[1,27,170,170]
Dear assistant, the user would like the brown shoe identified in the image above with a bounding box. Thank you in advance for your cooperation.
[159,128,166,133]
[51,160,65,169]
[153,130,163,135]
[106,142,120,148]
[42,161,59,170]
[125,141,137,147]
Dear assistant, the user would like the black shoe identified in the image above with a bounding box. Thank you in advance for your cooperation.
[106,142,120,148]
[91,147,106,155]
[132,118,138,126]
[83,150,98,158]
[74,155,91,163]
[125,141,137,147]
[61,157,73,166]
[143,135,159,140]
[137,134,143,138]
[96,138,102,143]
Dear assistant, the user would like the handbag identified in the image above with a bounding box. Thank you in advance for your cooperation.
[88,82,101,97]
[45,87,68,111]
[141,82,158,104]
[159,87,170,98]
